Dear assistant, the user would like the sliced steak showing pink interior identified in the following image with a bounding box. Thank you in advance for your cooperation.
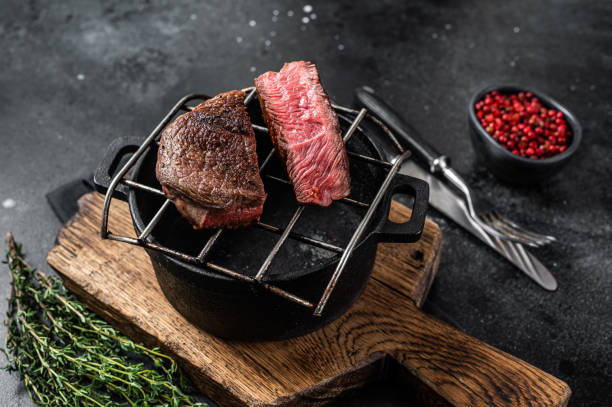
[156,90,266,229]
[254,61,350,206]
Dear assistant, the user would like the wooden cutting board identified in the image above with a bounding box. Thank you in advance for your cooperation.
[47,192,570,407]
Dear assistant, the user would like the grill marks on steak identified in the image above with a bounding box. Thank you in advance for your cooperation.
[254,61,350,206]
[156,90,266,229]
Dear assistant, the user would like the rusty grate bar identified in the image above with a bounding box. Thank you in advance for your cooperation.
[244,87,258,105]
[254,205,305,281]
[254,222,343,253]
[138,198,172,241]
[123,179,165,196]
[263,175,369,209]
[204,263,313,307]
[343,108,367,143]
[197,229,224,262]
[347,151,393,168]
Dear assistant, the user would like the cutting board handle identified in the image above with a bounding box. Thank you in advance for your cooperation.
[385,309,571,407]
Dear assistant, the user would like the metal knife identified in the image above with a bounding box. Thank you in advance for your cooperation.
[355,87,557,290]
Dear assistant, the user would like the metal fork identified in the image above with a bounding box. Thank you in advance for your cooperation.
[400,160,558,290]
[442,168,556,247]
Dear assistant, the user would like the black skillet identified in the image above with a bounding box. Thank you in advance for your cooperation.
[94,96,429,341]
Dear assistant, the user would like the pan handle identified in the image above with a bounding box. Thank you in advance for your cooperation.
[93,137,145,202]
[373,173,429,243]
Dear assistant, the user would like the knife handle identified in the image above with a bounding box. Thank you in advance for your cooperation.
[354,86,450,173]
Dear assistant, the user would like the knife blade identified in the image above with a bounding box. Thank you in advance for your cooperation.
[400,160,557,291]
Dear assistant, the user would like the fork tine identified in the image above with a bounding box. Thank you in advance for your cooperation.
[480,213,544,247]
[491,211,556,243]
[494,235,539,280]
[485,213,549,247]
[486,213,551,247]
[491,211,556,241]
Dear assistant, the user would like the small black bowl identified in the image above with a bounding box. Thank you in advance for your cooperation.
[468,85,582,185]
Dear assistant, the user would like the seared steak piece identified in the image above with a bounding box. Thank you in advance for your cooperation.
[156,90,266,229]
[254,61,350,206]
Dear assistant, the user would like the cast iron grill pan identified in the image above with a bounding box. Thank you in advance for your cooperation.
[95,87,429,322]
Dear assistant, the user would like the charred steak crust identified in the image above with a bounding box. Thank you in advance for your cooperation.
[254,61,350,207]
[156,90,266,229]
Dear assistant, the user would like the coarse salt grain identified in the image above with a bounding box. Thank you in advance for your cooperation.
[2,199,16,209]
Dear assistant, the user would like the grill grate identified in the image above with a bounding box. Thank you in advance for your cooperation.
[100,87,410,315]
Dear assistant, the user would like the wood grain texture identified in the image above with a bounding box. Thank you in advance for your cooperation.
[47,192,570,407]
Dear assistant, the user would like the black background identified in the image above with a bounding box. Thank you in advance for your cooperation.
[1,1,610,406]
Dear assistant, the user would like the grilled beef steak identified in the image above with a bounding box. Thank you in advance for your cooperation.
[156,90,266,229]
[254,61,350,206]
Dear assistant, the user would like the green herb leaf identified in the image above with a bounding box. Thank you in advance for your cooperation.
[3,233,207,407]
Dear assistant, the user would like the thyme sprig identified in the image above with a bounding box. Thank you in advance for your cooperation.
[3,233,206,407]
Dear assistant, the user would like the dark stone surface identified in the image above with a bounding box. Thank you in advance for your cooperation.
[1,0,610,406]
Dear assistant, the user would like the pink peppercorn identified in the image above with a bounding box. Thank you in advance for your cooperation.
[475,91,572,159]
